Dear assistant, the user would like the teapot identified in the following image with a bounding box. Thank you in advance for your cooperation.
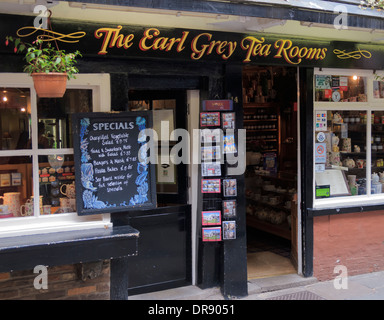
[343,158,355,169]
[333,112,343,123]
[60,182,76,199]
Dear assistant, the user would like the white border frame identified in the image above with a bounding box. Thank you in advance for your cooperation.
[0,73,111,237]
[313,68,384,209]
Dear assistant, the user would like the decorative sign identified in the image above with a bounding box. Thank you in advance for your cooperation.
[72,112,157,215]
[2,13,382,69]
[202,100,233,111]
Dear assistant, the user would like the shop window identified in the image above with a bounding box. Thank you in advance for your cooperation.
[373,80,384,99]
[315,75,367,102]
[0,88,31,150]
[314,69,384,208]
[37,89,92,149]
[0,74,110,236]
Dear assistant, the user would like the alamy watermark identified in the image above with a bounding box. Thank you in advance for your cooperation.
[33,265,48,290]
[333,265,348,290]
[138,125,247,176]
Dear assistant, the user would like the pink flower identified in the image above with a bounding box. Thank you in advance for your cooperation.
[5,39,8,46]
[14,47,17,53]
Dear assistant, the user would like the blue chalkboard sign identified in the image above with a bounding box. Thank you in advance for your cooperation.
[72,112,157,215]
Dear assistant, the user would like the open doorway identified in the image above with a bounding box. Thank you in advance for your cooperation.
[243,66,299,279]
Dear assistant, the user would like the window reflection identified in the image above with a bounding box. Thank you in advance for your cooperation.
[0,88,31,150]
[37,89,92,149]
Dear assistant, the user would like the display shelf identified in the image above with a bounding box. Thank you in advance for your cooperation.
[246,215,291,240]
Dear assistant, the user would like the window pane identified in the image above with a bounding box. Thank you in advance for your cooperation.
[39,154,76,214]
[373,80,384,99]
[37,89,92,149]
[315,110,367,198]
[0,156,33,219]
[0,88,31,150]
[372,111,384,194]
[315,75,367,102]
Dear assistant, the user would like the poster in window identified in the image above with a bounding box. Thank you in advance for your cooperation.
[223,200,236,219]
[223,134,237,154]
[202,227,222,242]
[200,112,220,127]
[222,112,236,129]
[201,179,221,193]
[202,210,221,226]
[201,145,221,162]
[201,162,221,177]
[200,128,221,144]
[315,169,350,197]
[222,221,236,240]
[223,178,237,197]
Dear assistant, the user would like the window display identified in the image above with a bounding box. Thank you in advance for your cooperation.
[315,75,367,102]
[0,88,93,219]
[314,70,384,206]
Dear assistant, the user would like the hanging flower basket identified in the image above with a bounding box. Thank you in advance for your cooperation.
[32,72,68,98]
[6,10,81,98]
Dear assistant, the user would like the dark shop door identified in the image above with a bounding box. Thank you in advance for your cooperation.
[112,90,191,295]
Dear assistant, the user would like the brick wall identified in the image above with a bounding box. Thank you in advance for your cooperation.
[0,260,110,300]
[313,211,384,281]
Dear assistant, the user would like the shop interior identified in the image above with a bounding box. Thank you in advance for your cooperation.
[243,65,299,279]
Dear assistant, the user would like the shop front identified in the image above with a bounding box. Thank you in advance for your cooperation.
[0,4,384,299]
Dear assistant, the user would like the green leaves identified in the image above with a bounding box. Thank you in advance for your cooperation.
[5,36,81,79]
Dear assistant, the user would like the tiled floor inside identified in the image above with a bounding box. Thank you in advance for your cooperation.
[246,227,296,279]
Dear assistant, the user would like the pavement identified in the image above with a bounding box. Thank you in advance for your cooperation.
[129,270,384,300]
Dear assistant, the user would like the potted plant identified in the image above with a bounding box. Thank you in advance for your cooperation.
[5,36,81,98]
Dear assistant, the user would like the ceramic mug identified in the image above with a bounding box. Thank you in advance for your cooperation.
[20,201,34,216]
[42,205,52,215]
[0,192,21,217]
[60,197,71,208]
[60,183,76,199]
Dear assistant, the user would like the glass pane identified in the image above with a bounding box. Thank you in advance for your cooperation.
[371,111,384,194]
[37,89,92,149]
[315,110,367,198]
[0,88,31,150]
[373,80,384,99]
[315,75,367,102]
[39,154,76,214]
[0,156,33,219]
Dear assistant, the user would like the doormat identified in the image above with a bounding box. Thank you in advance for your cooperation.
[247,251,296,279]
[266,291,326,300]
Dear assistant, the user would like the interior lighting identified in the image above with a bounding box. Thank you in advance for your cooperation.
[352,75,358,80]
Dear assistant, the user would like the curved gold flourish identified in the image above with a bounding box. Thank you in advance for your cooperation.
[16,26,86,43]
[333,48,372,60]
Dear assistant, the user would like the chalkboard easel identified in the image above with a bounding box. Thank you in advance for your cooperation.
[72,112,157,215]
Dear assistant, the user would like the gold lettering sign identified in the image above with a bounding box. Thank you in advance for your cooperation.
[93,26,332,65]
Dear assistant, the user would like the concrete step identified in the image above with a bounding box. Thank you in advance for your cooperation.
[129,273,318,300]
